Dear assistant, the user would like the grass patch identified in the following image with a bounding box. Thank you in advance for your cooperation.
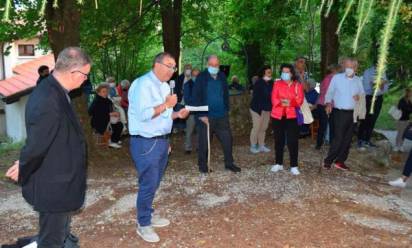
[375,84,408,130]
[0,136,23,181]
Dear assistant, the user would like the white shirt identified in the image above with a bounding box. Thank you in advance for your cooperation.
[325,73,364,110]
[362,66,388,96]
[128,71,173,137]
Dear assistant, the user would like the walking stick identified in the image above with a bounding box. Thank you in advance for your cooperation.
[319,110,330,173]
[207,121,212,173]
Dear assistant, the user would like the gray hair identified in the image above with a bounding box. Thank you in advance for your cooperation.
[106,76,115,83]
[340,57,358,68]
[207,55,218,63]
[120,79,130,88]
[153,52,174,66]
[54,47,92,72]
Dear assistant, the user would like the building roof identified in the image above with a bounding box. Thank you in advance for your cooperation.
[0,54,54,104]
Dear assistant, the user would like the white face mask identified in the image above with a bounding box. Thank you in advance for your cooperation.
[345,68,355,77]
[263,76,272,81]
[185,69,192,76]
[109,83,116,88]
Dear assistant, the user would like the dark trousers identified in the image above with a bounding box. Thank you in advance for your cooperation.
[317,105,334,147]
[357,95,383,142]
[273,117,299,167]
[38,212,72,248]
[197,116,234,171]
[403,149,412,178]
[130,136,169,226]
[110,122,123,143]
[325,109,354,165]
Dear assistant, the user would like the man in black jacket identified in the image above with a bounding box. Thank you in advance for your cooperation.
[192,55,241,173]
[36,65,50,85]
[6,47,91,248]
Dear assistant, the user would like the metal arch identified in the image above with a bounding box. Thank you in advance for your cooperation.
[200,35,249,83]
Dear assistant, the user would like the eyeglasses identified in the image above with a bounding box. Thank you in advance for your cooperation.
[158,62,177,72]
[71,70,89,78]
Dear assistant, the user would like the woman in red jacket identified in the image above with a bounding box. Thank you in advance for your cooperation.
[271,64,304,175]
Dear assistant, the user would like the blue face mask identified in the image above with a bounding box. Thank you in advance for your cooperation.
[192,76,197,82]
[208,67,219,75]
[281,72,291,81]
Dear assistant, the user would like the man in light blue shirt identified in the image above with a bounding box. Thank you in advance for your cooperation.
[325,72,364,110]
[324,58,364,171]
[128,52,189,243]
[357,65,389,148]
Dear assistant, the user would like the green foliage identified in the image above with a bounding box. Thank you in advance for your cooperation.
[0,0,410,89]
[0,1,43,43]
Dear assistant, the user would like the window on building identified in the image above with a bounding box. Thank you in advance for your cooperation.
[18,45,35,56]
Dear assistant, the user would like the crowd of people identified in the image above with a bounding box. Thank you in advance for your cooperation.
[5,48,411,246]
[61,53,411,190]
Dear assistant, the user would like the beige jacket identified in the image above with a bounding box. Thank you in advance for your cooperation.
[353,94,366,123]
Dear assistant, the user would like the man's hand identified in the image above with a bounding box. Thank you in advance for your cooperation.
[177,108,189,119]
[110,112,120,117]
[172,108,189,120]
[165,94,178,108]
[325,103,332,115]
[200,116,209,125]
[6,161,19,182]
[353,94,360,102]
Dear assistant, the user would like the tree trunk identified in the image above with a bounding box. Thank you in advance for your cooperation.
[160,0,182,70]
[45,0,81,60]
[320,1,340,78]
[245,41,265,82]
[45,0,112,163]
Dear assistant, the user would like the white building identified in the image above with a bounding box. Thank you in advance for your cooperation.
[0,37,53,141]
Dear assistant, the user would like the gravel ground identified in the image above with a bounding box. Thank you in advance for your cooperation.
[1,135,412,247]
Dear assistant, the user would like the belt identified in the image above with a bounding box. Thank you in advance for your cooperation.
[131,134,170,139]
[333,108,354,112]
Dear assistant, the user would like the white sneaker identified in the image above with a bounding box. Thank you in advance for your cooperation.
[23,241,37,248]
[117,141,122,145]
[250,145,260,154]
[151,214,170,228]
[109,142,122,149]
[259,145,271,153]
[290,167,301,176]
[270,164,284,172]
[137,225,160,243]
[389,178,406,188]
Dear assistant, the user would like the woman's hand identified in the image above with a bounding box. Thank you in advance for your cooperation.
[281,99,290,107]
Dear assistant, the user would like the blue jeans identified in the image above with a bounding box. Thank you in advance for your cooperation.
[130,136,169,227]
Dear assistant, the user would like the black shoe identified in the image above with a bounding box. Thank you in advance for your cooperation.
[199,168,211,173]
[323,163,332,169]
[185,150,192,155]
[225,164,241,173]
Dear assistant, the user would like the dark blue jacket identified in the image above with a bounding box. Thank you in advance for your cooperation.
[192,69,229,118]
[183,79,195,106]
[250,78,273,115]
[176,73,185,103]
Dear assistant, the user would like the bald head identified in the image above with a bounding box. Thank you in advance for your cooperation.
[207,55,220,67]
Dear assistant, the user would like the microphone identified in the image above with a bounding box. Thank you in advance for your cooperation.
[169,80,175,95]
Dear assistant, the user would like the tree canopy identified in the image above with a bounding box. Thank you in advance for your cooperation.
[0,0,411,87]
